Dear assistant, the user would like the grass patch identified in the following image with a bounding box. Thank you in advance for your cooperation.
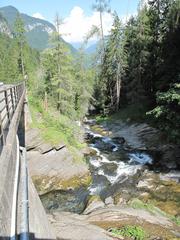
[96,115,109,124]
[109,226,146,240]
[129,198,168,217]
[129,198,180,226]
[28,95,86,161]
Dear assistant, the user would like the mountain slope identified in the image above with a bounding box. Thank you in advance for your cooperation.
[86,43,98,54]
[0,13,12,37]
[0,6,77,53]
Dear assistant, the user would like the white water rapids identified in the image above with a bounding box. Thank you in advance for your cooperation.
[86,125,153,195]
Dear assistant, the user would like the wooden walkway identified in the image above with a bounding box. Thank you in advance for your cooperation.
[0,82,56,240]
[0,82,25,151]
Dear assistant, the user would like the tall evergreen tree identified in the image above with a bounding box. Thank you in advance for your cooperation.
[93,0,111,55]
[101,13,126,111]
[14,14,26,78]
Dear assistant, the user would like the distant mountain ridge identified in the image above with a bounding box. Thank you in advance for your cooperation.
[0,5,76,53]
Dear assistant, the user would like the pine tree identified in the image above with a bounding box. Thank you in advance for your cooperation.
[73,47,94,119]
[93,0,111,55]
[14,14,26,78]
[101,13,126,111]
[42,14,75,116]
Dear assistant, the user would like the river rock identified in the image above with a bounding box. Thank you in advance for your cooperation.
[83,196,105,215]
[86,206,179,239]
[102,162,118,175]
[112,137,126,144]
[157,144,180,170]
[93,140,115,152]
[28,148,91,195]
[48,212,114,240]
[137,179,154,189]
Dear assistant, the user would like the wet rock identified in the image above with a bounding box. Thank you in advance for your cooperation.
[93,140,113,152]
[101,163,118,175]
[155,144,180,170]
[41,188,89,214]
[112,137,126,145]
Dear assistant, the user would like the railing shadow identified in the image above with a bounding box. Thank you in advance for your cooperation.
[0,232,64,240]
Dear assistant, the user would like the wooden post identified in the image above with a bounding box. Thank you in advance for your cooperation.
[13,87,17,109]
[10,88,15,114]
[0,111,5,145]
[4,90,10,124]
[16,86,19,102]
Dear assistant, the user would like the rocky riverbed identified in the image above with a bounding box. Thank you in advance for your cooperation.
[27,119,180,240]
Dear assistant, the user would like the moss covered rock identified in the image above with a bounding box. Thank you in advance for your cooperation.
[28,148,92,195]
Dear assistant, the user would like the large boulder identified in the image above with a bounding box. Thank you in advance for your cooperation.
[28,148,91,195]
[26,128,65,153]
[48,212,114,240]
[48,206,180,240]
[86,206,179,239]
[83,195,105,215]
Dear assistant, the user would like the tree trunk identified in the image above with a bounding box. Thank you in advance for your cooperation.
[116,63,121,111]
[100,11,105,53]
[44,91,48,111]
[20,42,25,78]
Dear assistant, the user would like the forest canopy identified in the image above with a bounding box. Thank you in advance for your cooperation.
[0,0,180,143]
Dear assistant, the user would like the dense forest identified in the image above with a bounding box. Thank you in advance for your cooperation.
[0,0,180,145]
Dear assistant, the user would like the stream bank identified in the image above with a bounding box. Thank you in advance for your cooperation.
[27,119,180,240]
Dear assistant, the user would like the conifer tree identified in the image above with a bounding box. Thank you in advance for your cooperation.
[93,0,111,55]
[14,14,26,78]
[100,13,126,111]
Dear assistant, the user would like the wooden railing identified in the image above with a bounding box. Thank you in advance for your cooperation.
[0,82,25,146]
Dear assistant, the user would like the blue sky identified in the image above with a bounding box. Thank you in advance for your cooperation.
[0,0,140,43]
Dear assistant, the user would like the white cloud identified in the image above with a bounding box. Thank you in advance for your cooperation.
[32,12,45,20]
[59,6,113,43]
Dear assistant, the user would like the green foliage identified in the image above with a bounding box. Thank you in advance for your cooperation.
[29,95,84,150]
[109,226,146,240]
[0,27,39,84]
[93,0,180,144]
[73,48,95,118]
[41,15,76,115]
[129,198,164,215]
[100,13,126,112]
[129,198,180,226]
[40,17,95,119]
[147,83,180,143]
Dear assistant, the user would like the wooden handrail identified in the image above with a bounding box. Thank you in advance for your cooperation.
[0,82,25,146]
